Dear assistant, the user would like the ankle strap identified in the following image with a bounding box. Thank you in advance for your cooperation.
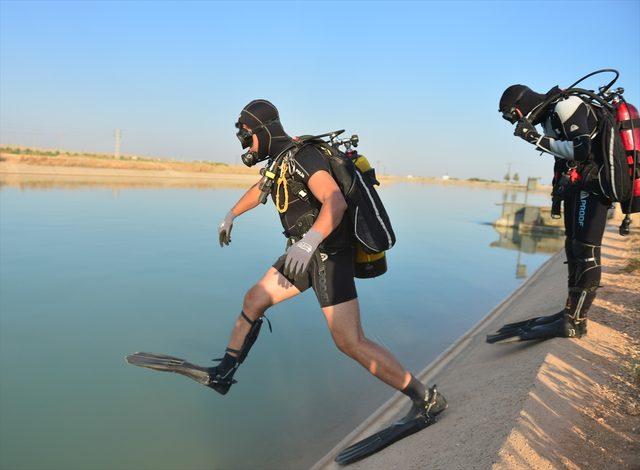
[240,311,255,325]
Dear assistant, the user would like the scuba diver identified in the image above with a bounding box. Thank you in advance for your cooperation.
[488,84,611,343]
[126,100,447,465]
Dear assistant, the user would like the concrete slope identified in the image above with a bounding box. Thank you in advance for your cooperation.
[313,250,568,470]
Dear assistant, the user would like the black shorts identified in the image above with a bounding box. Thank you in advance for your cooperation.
[273,247,358,308]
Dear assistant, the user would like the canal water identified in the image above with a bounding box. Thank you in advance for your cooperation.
[0,181,555,469]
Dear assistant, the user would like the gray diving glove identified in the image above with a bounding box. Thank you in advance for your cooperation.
[218,210,236,247]
[284,229,324,278]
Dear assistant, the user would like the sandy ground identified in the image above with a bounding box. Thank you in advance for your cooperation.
[0,161,260,189]
[313,218,639,470]
[0,152,259,174]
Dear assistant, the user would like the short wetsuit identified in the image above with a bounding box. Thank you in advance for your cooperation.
[270,144,357,307]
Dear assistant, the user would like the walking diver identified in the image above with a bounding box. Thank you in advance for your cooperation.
[487,85,608,343]
[126,100,446,463]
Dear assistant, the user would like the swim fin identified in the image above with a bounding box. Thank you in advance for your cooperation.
[485,315,585,344]
[334,386,447,466]
[125,352,236,395]
[495,311,564,334]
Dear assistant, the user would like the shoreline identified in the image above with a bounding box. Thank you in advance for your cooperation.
[0,160,551,192]
[313,219,639,469]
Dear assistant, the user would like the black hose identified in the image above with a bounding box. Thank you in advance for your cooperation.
[567,68,619,93]
[527,87,615,124]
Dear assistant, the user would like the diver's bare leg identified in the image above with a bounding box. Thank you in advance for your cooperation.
[322,298,411,390]
[225,267,301,354]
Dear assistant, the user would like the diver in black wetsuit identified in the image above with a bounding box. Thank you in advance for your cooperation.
[126,100,446,462]
[487,85,610,343]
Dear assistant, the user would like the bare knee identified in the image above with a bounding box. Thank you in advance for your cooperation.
[242,285,271,318]
[333,332,365,357]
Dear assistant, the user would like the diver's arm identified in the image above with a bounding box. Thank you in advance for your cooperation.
[306,170,348,239]
[281,170,347,276]
[229,180,263,216]
[535,132,591,161]
[534,99,592,161]
[218,179,262,247]
[535,134,576,160]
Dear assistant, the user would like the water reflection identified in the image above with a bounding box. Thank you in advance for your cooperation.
[491,189,565,279]
[0,173,257,190]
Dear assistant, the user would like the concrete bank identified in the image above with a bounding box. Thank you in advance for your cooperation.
[313,225,639,469]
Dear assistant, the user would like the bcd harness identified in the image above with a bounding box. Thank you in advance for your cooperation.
[526,73,639,234]
[257,132,396,278]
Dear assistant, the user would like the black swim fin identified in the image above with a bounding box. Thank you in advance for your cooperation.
[125,352,236,395]
[334,386,447,466]
[494,311,564,334]
[486,315,585,344]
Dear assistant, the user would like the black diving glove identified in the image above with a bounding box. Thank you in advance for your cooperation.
[514,117,541,144]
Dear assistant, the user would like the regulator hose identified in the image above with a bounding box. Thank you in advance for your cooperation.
[567,68,619,93]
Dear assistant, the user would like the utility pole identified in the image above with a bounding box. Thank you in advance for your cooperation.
[504,161,513,182]
[114,129,121,159]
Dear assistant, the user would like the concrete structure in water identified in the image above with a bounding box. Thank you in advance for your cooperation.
[493,201,564,236]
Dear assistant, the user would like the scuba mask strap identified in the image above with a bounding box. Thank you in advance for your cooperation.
[236,118,281,145]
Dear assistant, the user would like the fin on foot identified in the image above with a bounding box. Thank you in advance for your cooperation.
[125,352,235,395]
[334,386,447,466]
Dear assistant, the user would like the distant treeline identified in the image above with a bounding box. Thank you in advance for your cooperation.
[0,146,228,166]
[467,177,502,183]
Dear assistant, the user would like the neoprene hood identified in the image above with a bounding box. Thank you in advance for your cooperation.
[499,85,562,124]
[236,100,292,163]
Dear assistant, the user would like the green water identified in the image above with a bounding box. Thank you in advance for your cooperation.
[0,183,553,469]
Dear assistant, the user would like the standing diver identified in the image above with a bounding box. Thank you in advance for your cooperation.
[487,84,609,343]
[126,100,447,464]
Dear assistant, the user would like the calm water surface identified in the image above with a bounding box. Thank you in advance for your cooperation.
[0,182,554,469]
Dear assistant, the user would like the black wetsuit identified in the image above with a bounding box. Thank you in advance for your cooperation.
[271,144,357,307]
[535,95,609,312]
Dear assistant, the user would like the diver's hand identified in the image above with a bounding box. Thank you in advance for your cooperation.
[283,229,323,277]
[514,117,540,144]
[218,211,236,247]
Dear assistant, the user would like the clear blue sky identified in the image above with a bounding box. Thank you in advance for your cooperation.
[1,0,639,181]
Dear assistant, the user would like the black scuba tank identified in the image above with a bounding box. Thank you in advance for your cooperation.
[349,152,389,278]
[313,142,394,278]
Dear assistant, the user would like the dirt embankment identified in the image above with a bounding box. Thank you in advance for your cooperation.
[494,226,639,469]
[0,150,259,174]
[0,152,260,189]
[0,148,548,192]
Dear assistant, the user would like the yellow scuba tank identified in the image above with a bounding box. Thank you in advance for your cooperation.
[350,153,388,279]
